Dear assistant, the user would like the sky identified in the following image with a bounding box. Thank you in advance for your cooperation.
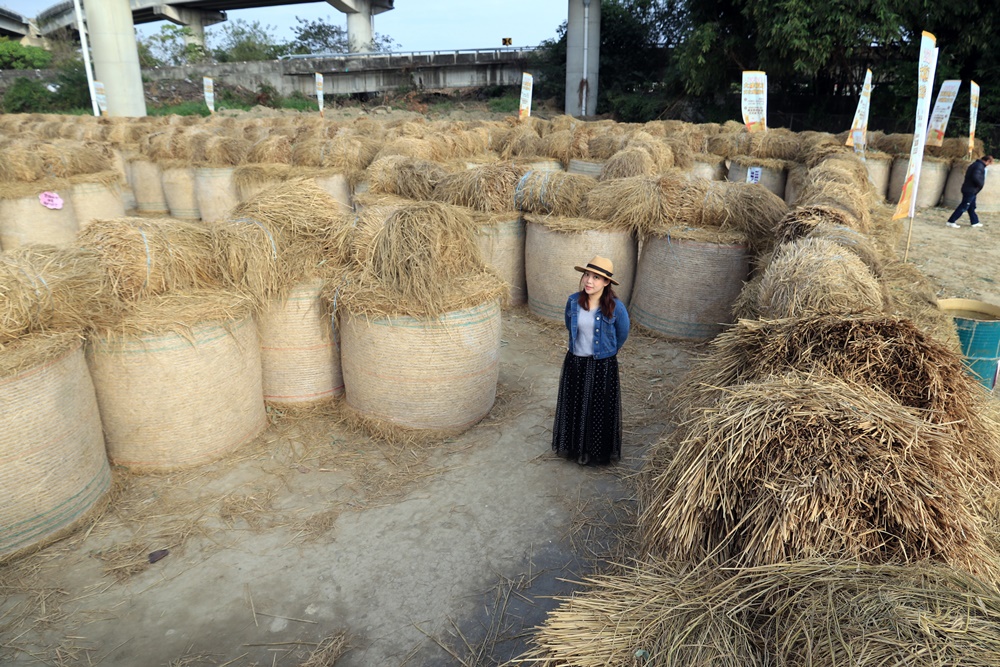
[1,0,568,52]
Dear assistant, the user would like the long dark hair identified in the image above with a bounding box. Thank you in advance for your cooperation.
[577,277,617,318]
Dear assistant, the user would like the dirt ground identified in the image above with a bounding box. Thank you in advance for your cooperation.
[1,199,996,667]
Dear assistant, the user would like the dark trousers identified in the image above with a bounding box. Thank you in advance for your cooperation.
[948,191,980,225]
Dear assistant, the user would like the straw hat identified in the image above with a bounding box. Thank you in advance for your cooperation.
[574,255,619,285]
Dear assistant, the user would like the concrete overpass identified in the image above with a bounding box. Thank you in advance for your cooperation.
[9,0,597,119]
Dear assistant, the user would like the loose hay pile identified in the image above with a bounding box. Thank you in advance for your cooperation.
[367,155,449,201]
[431,163,523,212]
[514,170,595,217]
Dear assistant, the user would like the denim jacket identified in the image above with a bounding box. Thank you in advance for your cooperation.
[564,293,630,360]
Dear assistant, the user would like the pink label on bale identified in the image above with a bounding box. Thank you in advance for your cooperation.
[39,192,64,210]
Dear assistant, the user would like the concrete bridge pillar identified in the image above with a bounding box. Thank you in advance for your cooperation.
[327,0,394,53]
[153,5,226,49]
[83,0,146,116]
[565,0,600,118]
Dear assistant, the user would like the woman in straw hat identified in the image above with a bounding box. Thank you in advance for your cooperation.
[552,256,630,465]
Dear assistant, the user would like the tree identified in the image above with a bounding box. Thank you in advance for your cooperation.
[211,19,289,62]
[0,38,53,69]
[288,16,399,54]
[140,24,210,66]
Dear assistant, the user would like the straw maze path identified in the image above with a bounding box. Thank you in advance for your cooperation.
[0,306,695,666]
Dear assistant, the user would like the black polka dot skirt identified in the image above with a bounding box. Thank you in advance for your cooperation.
[552,351,622,466]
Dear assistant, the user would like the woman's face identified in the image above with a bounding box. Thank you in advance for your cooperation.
[581,270,610,296]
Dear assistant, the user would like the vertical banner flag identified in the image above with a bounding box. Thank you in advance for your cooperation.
[926,79,961,146]
[519,72,533,119]
[93,81,108,117]
[203,77,215,114]
[315,72,324,116]
[893,32,938,220]
[741,71,767,132]
[970,81,980,157]
[846,69,873,150]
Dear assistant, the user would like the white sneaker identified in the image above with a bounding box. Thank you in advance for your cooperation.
[972,222,984,228]
[946,222,960,228]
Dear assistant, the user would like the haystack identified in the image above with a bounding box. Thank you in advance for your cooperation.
[514,170,595,217]
[726,156,789,198]
[642,371,999,573]
[334,201,507,435]
[290,135,381,185]
[233,163,293,201]
[756,238,885,318]
[471,210,527,305]
[0,245,115,343]
[690,153,727,180]
[431,163,523,212]
[598,148,657,180]
[0,184,80,248]
[77,217,221,303]
[864,151,894,200]
[887,155,950,208]
[217,177,355,305]
[583,175,674,235]
[796,176,873,230]
[367,155,449,201]
[774,204,862,245]
[1,332,111,563]
[536,129,588,165]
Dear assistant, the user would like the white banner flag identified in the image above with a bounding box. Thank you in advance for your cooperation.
[518,72,533,119]
[846,69,873,151]
[970,80,980,157]
[926,79,961,146]
[893,33,938,220]
[741,71,767,132]
[203,77,215,114]
[315,72,324,116]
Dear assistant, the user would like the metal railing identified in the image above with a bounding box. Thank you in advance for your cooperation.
[280,46,538,61]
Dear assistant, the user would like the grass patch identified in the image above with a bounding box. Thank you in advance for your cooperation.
[280,95,318,112]
[487,95,520,114]
[148,100,212,116]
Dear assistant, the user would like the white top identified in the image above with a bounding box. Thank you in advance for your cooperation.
[574,305,596,357]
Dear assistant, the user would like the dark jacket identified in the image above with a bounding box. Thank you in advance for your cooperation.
[962,159,989,194]
[564,294,630,360]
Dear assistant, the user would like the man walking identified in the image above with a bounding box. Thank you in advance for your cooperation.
[947,154,994,228]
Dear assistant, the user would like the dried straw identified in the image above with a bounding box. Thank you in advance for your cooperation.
[642,370,1000,573]
[0,245,116,343]
[756,238,885,318]
[513,170,594,218]
[232,164,293,199]
[431,163,524,213]
[598,148,657,180]
[367,155,449,201]
[774,204,860,245]
[246,135,294,164]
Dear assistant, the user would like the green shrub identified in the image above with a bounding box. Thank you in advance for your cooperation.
[148,100,212,116]
[52,60,91,110]
[487,95,520,113]
[0,38,53,69]
[3,77,54,112]
[280,92,317,111]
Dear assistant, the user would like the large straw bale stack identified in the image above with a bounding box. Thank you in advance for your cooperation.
[432,163,523,212]
[726,156,789,198]
[514,170,595,218]
[247,135,294,164]
[0,245,115,344]
[0,333,111,563]
[373,137,437,163]
[631,225,751,340]
[498,124,542,159]
[217,178,354,305]
[869,132,913,155]
[471,210,527,305]
[233,163,292,201]
[745,128,802,161]
[335,202,507,435]
[524,214,637,320]
[87,291,266,471]
[583,175,674,235]
[642,370,1000,572]
[0,184,79,248]
[586,133,629,160]
[77,217,221,303]
[367,155,449,201]
[863,151,894,200]
[756,238,885,318]
[290,135,381,185]
[537,129,589,165]
[887,155,950,207]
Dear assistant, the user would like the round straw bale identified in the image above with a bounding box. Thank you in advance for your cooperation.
[697,181,789,255]
[71,173,126,228]
[775,204,860,245]
[870,132,914,155]
[706,131,749,158]
[514,170,595,218]
[746,128,802,161]
[805,222,883,276]
[631,227,750,340]
[583,176,672,234]
[259,278,343,406]
[498,124,542,159]
[87,291,266,472]
[796,179,872,231]
[690,153,727,180]
[566,158,605,177]
[643,370,999,572]
[587,133,629,160]
[757,238,885,318]
[367,155,449,201]
[192,135,250,167]
[598,148,657,180]
[232,163,292,201]
[0,333,111,563]
[78,217,221,303]
[339,299,502,434]
[431,163,523,213]
[783,163,808,206]
[194,166,239,223]
[247,135,294,164]
[537,129,587,165]
[291,135,381,185]
[523,217,637,320]
[726,156,788,198]
[128,157,169,214]
[373,137,437,162]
